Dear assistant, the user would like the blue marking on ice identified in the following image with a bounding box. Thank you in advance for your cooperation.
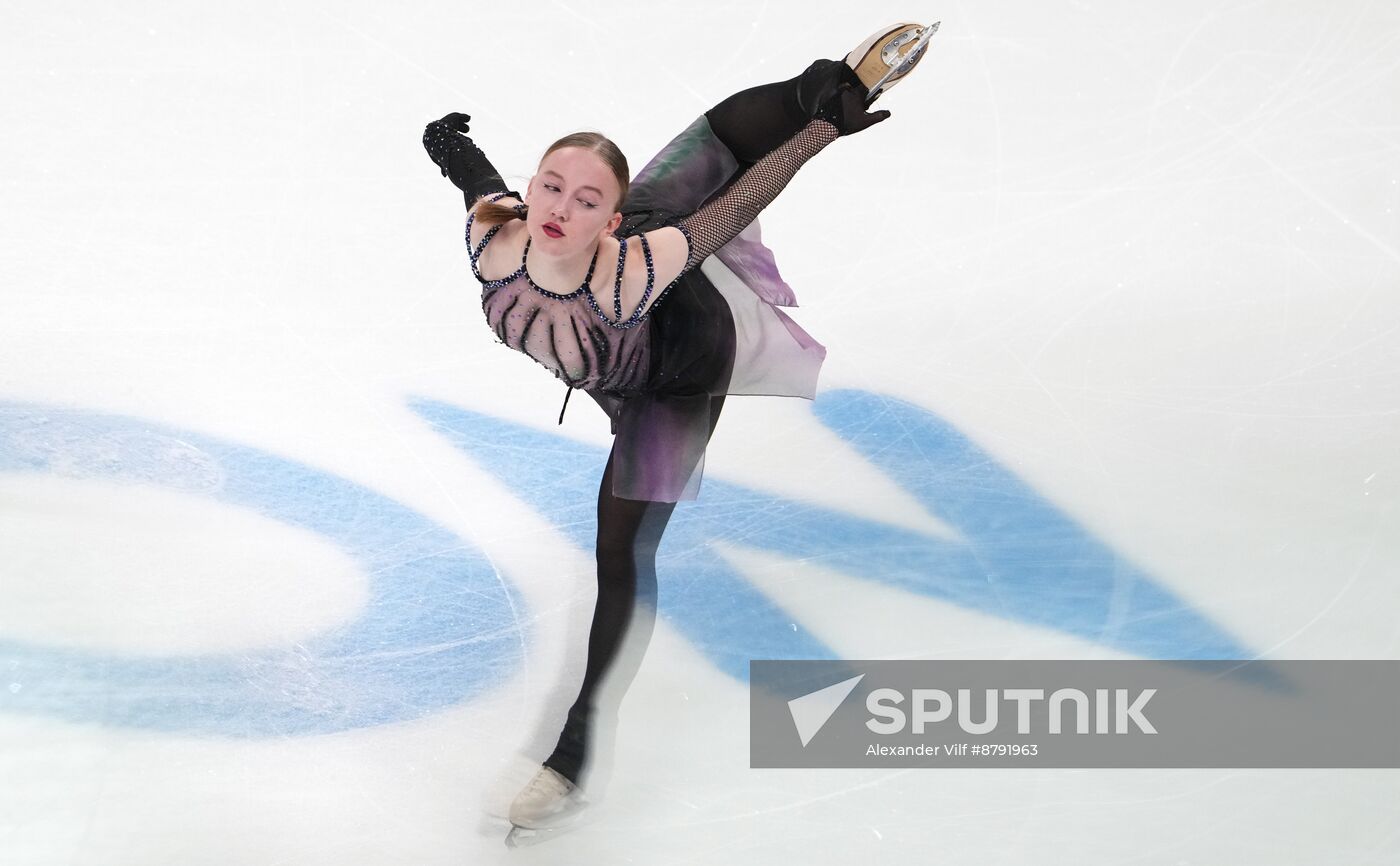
[412,389,1254,681]
[0,390,1257,736]
[0,402,526,736]
[411,396,842,681]
[814,390,1251,659]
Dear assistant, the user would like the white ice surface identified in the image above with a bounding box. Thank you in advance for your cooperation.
[2,1,1398,863]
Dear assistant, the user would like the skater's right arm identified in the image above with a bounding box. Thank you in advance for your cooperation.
[422,112,520,210]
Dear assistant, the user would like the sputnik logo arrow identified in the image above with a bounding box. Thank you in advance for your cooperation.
[789,674,864,747]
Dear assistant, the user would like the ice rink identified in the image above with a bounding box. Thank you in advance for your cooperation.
[3,1,1398,862]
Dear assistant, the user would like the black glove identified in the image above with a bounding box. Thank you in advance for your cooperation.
[813,84,892,137]
[421,112,518,202]
[795,59,863,117]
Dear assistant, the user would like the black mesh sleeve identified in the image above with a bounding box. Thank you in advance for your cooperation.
[675,117,840,272]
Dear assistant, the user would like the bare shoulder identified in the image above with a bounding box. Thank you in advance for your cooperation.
[609,226,690,323]
[469,202,527,282]
[467,193,526,252]
[639,225,689,288]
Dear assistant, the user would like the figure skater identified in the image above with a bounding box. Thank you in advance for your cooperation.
[421,22,936,846]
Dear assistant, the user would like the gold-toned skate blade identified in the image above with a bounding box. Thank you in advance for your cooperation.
[845,21,940,107]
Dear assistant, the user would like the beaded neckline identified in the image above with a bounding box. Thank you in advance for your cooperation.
[466,193,668,330]
[520,235,600,300]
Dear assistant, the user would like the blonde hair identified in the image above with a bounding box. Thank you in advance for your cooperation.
[474,131,629,227]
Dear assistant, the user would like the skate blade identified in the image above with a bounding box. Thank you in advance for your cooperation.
[505,820,585,849]
[502,799,594,848]
[864,22,941,108]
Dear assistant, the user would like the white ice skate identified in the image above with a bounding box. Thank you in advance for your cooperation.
[503,765,592,849]
[845,21,941,107]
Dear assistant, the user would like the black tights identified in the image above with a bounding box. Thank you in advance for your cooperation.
[541,446,675,784]
[543,396,727,785]
[540,58,841,786]
[704,57,851,165]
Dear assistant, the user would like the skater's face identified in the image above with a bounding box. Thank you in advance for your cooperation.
[525,147,624,255]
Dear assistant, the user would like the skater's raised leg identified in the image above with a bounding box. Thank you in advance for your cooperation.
[703,58,862,166]
[702,23,936,168]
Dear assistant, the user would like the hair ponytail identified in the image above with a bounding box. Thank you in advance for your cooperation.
[473,198,527,226]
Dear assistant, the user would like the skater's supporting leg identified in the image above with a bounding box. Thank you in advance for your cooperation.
[543,446,676,784]
[541,396,726,785]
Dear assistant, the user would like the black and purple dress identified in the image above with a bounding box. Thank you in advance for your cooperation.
[467,114,839,502]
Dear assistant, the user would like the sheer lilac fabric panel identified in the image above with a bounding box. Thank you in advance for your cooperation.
[479,272,651,393]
